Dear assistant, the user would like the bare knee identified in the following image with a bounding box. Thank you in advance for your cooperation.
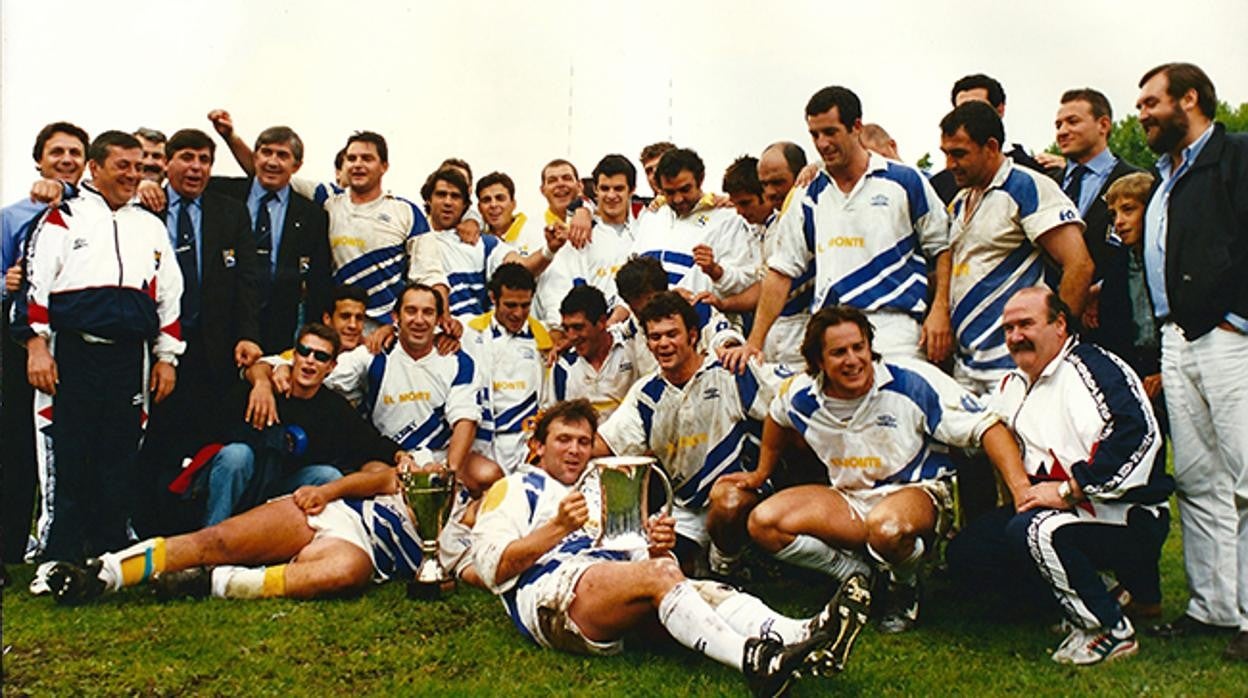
[709,481,757,523]
[747,500,790,553]
[640,557,685,599]
[865,508,919,559]
[460,454,503,498]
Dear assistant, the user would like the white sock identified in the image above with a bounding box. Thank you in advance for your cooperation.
[708,543,742,571]
[714,589,809,643]
[869,537,925,586]
[211,565,264,599]
[657,580,748,670]
[774,535,870,580]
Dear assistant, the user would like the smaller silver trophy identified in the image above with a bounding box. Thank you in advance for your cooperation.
[579,456,674,551]
[400,464,456,600]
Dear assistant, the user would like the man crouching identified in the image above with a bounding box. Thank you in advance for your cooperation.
[472,399,871,698]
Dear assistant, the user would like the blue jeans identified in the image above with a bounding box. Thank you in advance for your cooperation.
[202,443,342,526]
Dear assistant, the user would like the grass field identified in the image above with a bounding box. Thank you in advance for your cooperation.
[3,508,1245,697]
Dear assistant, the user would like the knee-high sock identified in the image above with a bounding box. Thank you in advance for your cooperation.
[98,538,166,591]
[210,564,287,599]
[657,580,747,670]
[692,580,809,643]
[775,534,870,581]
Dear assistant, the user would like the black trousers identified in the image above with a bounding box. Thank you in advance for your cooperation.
[1,299,37,562]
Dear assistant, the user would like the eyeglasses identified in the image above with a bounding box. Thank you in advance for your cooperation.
[294,343,333,362]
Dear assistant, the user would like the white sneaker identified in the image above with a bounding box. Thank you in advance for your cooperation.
[1051,618,1138,665]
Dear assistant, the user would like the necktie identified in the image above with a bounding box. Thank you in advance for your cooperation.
[255,191,278,301]
[1064,165,1090,211]
[176,198,200,327]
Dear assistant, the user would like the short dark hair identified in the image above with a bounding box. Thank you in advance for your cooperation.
[398,282,445,318]
[951,74,1006,108]
[133,127,166,144]
[346,131,388,163]
[441,157,473,182]
[655,147,704,185]
[333,147,347,171]
[296,322,341,355]
[533,398,598,445]
[488,262,536,298]
[330,283,369,310]
[475,171,515,199]
[254,126,304,163]
[765,141,807,177]
[87,130,142,165]
[592,154,637,191]
[1140,62,1217,119]
[1041,289,1075,326]
[805,86,862,128]
[1060,88,1113,122]
[638,291,701,345]
[640,142,675,162]
[420,166,471,210]
[723,155,763,197]
[800,306,878,376]
[33,121,89,163]
[940,101,1005,147]
[560,285,609,324]
[541,158,579,183]
[616,255,669,303]
[165,129,216,161]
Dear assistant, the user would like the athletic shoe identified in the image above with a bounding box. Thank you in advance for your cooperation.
[1051,618,1138,665]
[809,572,872,674]
[28,560,57,596]
[47,559,107,605]
[152,567,213,601]
[877,580,920,634]
[743,630,841,698]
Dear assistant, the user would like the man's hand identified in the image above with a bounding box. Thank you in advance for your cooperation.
[244,380,279,429]
[714,470,765,492]
[1081,285,1101,330]
[692,291,723,310]
[568,207,593,248]
[552,490,589,534]
[29,178,63,206]
[150,360,177,403]
[207,109,234,139]
[1142,373,1163,400]
[365,324,395,354]
[646,513,678,556]
[718,343,761,375]
[605,304,631,328]
[544,221,569,256]
[26,337,57,395]
[5,263,23,293]
[692,244,723,281]
[434,332,461,355]
[456,217,481,244]
[272,364,293,396]
[794,163,820,188]
[1033,152,1067,171]
[1017,481,1069,512]
[234,340,262,368]
[711,194,733,209]
[137,180,167,212]
[919,306,953,364]
[293,485,328,515]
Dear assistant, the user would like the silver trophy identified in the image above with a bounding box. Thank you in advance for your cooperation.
[578,456,674,551]
[400,465,456,600]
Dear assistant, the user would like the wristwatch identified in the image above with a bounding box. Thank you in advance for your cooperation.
[1057,480,1079,506]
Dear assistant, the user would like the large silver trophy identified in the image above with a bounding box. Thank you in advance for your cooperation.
[400,464,456,600]
[578,456,674,551]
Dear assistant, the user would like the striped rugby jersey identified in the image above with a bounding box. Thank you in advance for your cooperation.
[544,323,643,422]
[630,194,760,298]
[435,229,516,320]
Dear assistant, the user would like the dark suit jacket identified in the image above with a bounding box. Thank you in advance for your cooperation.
[208,177,331,352]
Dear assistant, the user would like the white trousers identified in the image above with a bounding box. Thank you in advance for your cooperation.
[1161,323,1248,630]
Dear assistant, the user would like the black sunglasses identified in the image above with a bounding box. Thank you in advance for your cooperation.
[294,343,333,362]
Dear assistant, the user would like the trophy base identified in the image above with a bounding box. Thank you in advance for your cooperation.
[406,579,455,600]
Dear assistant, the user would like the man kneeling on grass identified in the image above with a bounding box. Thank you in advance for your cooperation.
[472,399,871,698]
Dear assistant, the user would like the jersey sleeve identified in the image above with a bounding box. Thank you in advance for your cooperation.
[914,175,951,261]
[768,375,801,429]
[737,359,786,421]
[709,213,762,297]
[765,189,814,279]
[597,380,649,456]
[407,232,448,288]
[445,352,484,426]
[9,210,64,342]
[918,362,1000,448]
[1020,171,1085,243]
[471,475,531,593]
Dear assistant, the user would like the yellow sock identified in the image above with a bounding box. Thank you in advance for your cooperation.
[217,564,288,599]
[262,564,287,598]
[118,537,166,587]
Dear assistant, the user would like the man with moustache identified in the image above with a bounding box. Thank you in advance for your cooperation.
[133,127,167,184]
[1133,63,1248,662]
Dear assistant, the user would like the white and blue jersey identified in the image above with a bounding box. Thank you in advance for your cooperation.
[544,324,643,421]
[599,355,785,514]
[473,466,635,647]
[335,345,485,461]
[338,492,424,581]
[767,154,948,320]
[533,218,631,330]
[760,194,813,367]
[630,195,760,298]
[771,361,997,492]
[324,192,442,320]
[291,178,344,207]
[948,159,1082,386]
[435,229,516,319]
[619,300,741,376]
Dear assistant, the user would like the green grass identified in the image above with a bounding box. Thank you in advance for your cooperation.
[3,509,1245,696]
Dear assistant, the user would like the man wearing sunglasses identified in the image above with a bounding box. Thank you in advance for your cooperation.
[197,323,407,526]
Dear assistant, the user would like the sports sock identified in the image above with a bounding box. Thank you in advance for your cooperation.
[869,537,925,586]
[774,535,870,581]
[211,564,288,599]
[715,589,809,643]
[98,537,166,590]
[708,543,742,573]
[657,580,747,670]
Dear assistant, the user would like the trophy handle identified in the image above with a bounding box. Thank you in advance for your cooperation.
[648,464,674,519]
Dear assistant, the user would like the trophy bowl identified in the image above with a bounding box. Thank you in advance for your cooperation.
[578,456,673,551]
[400,465,456,600]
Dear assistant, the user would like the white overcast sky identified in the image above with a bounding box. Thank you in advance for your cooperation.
[3,0,1246,206]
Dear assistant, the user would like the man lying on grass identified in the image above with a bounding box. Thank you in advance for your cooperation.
[472,399,872,698]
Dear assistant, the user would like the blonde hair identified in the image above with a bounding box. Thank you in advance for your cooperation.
[1104,171,1156,207]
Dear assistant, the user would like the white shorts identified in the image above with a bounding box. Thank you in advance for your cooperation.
[519,557,624,656]
[306,499,374,560]
[673,504,709,548]
[835,480,955,537]
[764,312,808,368]
[865,311,922,362]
